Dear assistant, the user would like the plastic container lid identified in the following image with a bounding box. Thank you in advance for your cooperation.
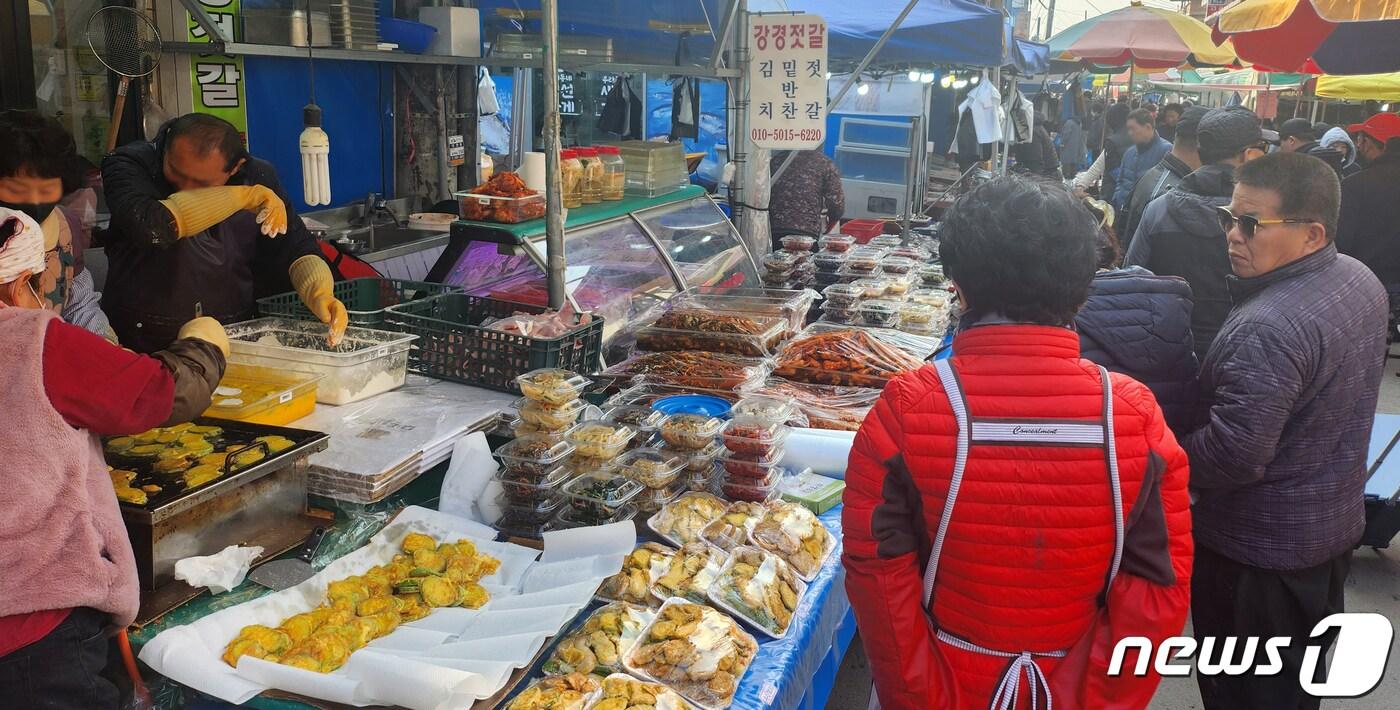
[659,413,727,450]
[552,502,637,529]
[637,480,687,512]
[564,469,645,509]
[495,490,567,523]
[852,277,892,300]
[576,147,599,157]
[813,251,848,270]
[720,448,788,479]
[822,282,865,306]
[889,246,931,261]
[899,302,940,325]
[884,274,914,296]
[664,440,725,474]
[565,420,637,459]
[515,368,591,404]
[819,234,856,252]
[496,463,575,500]
[652,394,732,418]
[881,256,916,274]
[909,288,951,307]
[561,148,578,159]
[618,447,688,488]
[604,404,667,433]
[779,235,817,251]
[515,396,587,430]
[860,299,903,326]
[495,434,576,473]
[762,251,801,274]
[721,419,792,454]
[730,396,798,425]
[869,235,904,249]
[720,469,784,502]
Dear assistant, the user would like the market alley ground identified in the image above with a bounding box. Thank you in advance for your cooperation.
[826,353,1400,710]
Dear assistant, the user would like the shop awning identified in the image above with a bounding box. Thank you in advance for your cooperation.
[782,0,1007,69]
[1147,67,1306,93]
[1004,19,1050,75]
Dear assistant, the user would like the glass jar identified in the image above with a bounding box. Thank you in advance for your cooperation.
[560,149,584,209]
[576,147,604,204]
[598,146,626,201]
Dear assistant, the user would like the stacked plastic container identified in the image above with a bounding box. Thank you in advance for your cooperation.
[657,412,727,502]
[718,396,796,502]
[492,368,591,538]
[511,369,591,437]
[615,141,688,197]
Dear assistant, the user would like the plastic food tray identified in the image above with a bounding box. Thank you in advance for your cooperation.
[225,318,417,405]
[622,598,759,710]
[203,363,322,425]
[256,278,458,329]
[385,293,604,395]
[455,190,546,224]
[634,313,788,358]
[707,546,808,638]
[748,504,838,582]
[664,288,818,338]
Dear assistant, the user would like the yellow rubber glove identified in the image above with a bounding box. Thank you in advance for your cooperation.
[290,255,348,346]
[160,185,288,238]
[177,316,230,358]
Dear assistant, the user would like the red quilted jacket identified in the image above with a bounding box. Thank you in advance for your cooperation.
[843,325,1192,709]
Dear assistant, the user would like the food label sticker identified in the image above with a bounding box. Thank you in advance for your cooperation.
[279,391,294,404]
[759,681,779,704]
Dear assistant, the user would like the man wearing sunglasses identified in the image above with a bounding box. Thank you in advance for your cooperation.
[1187,152,1387,710]
[1124,106,1266,361]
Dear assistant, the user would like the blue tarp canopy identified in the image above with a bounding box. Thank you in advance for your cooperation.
[1003,19,1049,74]
[474,1,1007,70]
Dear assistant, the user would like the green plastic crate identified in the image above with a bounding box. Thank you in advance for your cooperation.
[256,278,460,328]
[384,293,604,393]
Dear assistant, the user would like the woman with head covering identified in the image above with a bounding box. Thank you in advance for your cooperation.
[0,207,228,708]
[1320,126,1361,177]
[844,176,1193,710]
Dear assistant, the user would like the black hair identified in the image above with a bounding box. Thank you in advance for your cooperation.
[1107,103,1130,133]
[1127,108,1154,128]
[1161,103,1184,117]
[1234,151,1341,240]
[940,176,1099,326]
[0,109,82,193]
[166,113,247,171]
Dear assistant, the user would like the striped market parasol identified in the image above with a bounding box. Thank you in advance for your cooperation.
[1210,0,1400,75]
[1048,2,1238,71]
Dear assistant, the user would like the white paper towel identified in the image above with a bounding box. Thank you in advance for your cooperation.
[780,428,856,479]
[519,152,547,192]
[439,432,499,524]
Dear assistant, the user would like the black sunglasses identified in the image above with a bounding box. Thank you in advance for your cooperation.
[1216,206,1313,239]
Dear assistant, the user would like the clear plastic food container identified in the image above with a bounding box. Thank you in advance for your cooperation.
[565,469,644,520]
[665,440,725,475]
[761,251,801,275]
[496,490,567,525]
[456,191,546,224]
[869,235,903,249]
[495,434,576,476]
[852,277,892,300]
[203,363,322,425]
[637,480,686,513]
[566,421,637,459]
[779,235,817,252]
[604,404,667,435]
[909,288,952,307]
[722,419,792,456]
[819,234,856,253]
[516,368,591,405]
[225,318,417,405]
[634,312,788,358]
[881,256,916,274]
[889,246,931,261]
[731,395,798,425]
[820,303,859,324]
[845,252,884,274]
[496,463,574,505]
[860,300,903,328]
[721,469,783,502]
[516,396,587,430]
[918,264,947,287]
[720,447,787,479]
[900,302,940,326]
[884,275,914,298]
[899,322,942,337]
[813,251,848,274]
[493,509,555,540]
[659,413,726,450]
[822,283,864,307]
[552,502,638,529]
[618,448,688,489]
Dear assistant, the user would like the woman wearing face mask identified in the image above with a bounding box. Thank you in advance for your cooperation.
[0,109,115,341]
[0,208,229,708]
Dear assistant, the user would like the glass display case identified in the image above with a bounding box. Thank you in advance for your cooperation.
[833,115,926,220]
[430,186,759,345]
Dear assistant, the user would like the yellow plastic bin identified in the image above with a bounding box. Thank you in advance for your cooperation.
[203,363,323,425]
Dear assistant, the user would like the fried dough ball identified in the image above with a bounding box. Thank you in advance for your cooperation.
[400,532,437,554]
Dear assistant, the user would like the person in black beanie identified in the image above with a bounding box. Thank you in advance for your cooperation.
[1125,106,1267,360]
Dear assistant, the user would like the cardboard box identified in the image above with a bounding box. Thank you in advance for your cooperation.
[417,7,481,57]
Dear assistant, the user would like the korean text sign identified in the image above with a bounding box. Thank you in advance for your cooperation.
[748,14,828,150]
[187,0,249,141]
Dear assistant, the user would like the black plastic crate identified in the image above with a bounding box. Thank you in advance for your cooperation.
[257,278,459,328]
[384,293,603,393]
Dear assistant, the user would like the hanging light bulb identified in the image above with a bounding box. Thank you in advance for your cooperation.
[300,103,331,206]
[1384,103,1393,112]
[825,72,832,80]
[920,72,935,83]
[908,70,921,82]
[940,75,953,89]
[970,74,980,85]
[953,79,968,90]
[857,82,870,96]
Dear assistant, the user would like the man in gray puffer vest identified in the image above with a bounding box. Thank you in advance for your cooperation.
[1124,106,1266,361]
[1188,152,1387,710]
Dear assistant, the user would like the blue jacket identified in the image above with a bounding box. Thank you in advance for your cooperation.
[1188,244,1388,570]
[1113,135,1171,210]
[1076,266,1198,437]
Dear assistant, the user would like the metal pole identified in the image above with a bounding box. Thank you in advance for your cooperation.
[1044,0,1057,38]
[772,0,922,182]
[732,5,750,228]
[542,0,566,310]
[434,66,451,201]
[711,0,742,71]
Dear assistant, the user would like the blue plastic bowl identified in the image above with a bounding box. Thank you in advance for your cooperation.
[379,18,436,54]
[651,394,732,418]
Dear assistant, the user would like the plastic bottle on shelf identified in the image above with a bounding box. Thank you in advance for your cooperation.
[598,145,625,201]
[576,147,604,205]
[560,149,584,209]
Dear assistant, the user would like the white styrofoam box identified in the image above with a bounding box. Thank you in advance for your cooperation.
[417,7,481,57]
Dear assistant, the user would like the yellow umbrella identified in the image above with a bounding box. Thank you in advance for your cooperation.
[1316,72,1400,101]
[1211,0,1400,74]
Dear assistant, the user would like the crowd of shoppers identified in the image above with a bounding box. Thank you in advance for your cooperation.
[848,100,1400,710]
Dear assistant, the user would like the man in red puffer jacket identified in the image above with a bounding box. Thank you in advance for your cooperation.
[844,177,1192,710]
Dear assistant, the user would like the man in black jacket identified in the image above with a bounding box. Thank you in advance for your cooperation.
[1125,106,1265,361]
[1121,106,1207,249]
[1336,113,1400,297]
[101,113,347,353]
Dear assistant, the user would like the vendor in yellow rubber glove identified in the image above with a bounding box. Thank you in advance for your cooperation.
[99,113,348,352]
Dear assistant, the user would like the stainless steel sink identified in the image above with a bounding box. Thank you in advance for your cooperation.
[328,224,448,254]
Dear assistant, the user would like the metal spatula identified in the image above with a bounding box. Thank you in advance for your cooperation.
[249,527,327,591]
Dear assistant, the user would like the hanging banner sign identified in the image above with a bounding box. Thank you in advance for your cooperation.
[187,0,249,143]
[748,14,828,149]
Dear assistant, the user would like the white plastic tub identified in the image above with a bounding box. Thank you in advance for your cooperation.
[226,318,417,405]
